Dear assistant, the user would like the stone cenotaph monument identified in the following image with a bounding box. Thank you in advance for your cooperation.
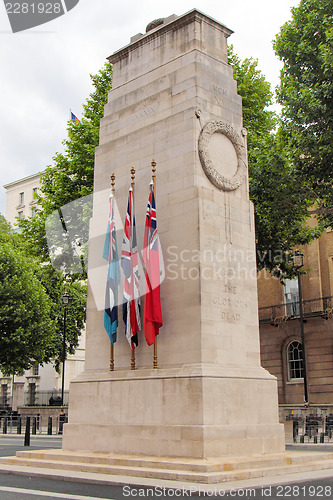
[63,9,285,460]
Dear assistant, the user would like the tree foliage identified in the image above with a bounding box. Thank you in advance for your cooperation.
[228,48,276,146]
[274,0,333,226]
[228,47,320,277]
[0,216,56,375]
[0,216,87,375]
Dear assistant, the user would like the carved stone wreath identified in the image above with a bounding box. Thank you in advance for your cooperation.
[198,121,247,191]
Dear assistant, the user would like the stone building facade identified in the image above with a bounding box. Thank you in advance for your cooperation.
[3,171,43,225]
[258,228,333,404]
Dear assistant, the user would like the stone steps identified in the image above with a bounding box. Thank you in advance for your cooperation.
[2,449,333,483]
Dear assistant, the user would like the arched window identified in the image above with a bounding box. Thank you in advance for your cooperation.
[287,341,304,381]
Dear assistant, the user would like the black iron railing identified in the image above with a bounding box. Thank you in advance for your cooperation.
[259,296,333,324]
[24,390,69,406]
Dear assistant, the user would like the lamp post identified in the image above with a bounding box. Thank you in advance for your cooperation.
[61,290,72,406]
[292,251,308,404]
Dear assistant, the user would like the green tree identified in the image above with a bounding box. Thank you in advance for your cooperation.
[274,0,333,225]
[228,47,320,277]
[228,47,276,147]
[0,216,86,375]
[0,216,56,375]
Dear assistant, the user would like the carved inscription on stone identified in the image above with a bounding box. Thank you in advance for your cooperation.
[212,84,227,96]
[134,105,156,121]
[210,285,248,322]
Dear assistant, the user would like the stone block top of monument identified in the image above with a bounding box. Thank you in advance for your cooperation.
[108,9,233,87]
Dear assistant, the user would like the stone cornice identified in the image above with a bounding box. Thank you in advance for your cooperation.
[108,9,233,64]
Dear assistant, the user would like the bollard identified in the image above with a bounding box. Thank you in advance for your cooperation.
[24,417,30,447]
[17,416,21,435]
[47,416,52,435]
[3,417,7,434]
[32,417,37,435]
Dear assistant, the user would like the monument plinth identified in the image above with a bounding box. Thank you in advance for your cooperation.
[63,9,285,458]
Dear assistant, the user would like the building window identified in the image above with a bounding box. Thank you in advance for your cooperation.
[284,278,299,316]
[31,206,36,217]
[1,384,8,408]
[32,364,39,376]
[19,192,24,205]
[287,341,304,381]
[18,211,24,219]
[32,187,38,199]
[28,383,36,406]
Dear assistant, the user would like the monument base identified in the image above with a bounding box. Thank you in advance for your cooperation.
[63,364,285,458]
[4,448,333,485]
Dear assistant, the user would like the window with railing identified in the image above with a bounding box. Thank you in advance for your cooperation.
[259,296,333,324]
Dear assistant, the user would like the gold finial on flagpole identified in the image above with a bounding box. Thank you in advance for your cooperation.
[151,160,158,369]
[130,167,136,371]
[151,159,156,196]
[111,173,116,193]
[131,167,136,194]
[110,174,116,372]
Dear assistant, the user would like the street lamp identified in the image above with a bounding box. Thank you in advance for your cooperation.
[292,251,308,404]
[61,290,72,406]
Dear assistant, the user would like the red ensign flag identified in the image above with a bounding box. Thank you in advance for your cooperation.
[143,183,163,345]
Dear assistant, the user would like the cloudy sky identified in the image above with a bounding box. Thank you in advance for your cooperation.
[0,0,299,215]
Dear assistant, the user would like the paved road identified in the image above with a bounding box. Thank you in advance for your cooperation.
[0,435,62,457]
[0,437,333,499]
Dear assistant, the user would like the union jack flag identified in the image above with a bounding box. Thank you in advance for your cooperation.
[121,189,141,348]
[143,182,163,346]
[103,193,120,345]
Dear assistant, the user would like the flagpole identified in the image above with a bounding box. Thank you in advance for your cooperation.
[130,167,136,371]
[151,159,158,370]
[110,173,116,372]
